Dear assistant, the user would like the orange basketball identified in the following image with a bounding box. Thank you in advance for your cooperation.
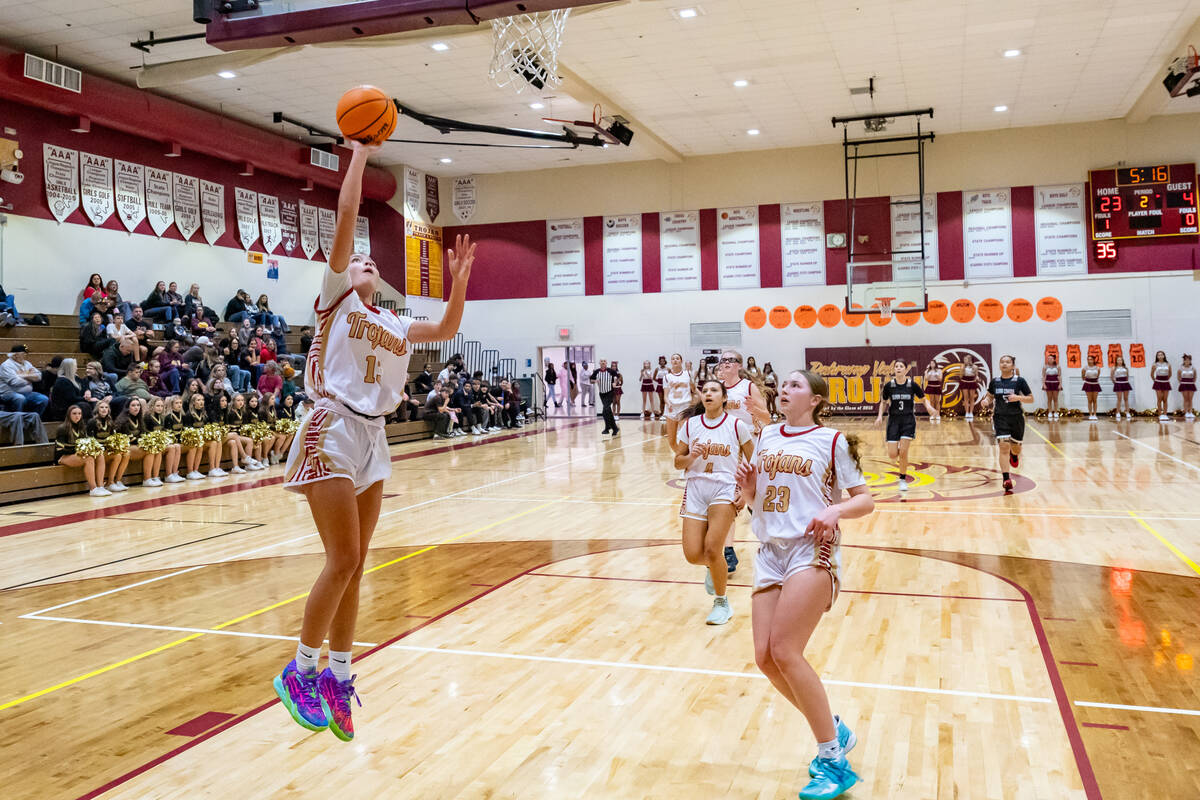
[336,85,397,145]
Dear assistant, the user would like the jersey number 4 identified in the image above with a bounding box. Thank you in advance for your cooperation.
[762,485,791,513]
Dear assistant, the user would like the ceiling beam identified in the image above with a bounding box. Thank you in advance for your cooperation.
[555,63,683,163]
[1124,15,1200,124]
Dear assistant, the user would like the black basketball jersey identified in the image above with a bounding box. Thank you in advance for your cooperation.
[882,379,924,416]
[988,375,1031,417]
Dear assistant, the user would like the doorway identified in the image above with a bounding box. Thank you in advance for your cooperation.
[538,345,596,417]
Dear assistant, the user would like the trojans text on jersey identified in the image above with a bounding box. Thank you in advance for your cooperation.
[346,311,408,356]
[695,441,732,459]
[758,449,814,479]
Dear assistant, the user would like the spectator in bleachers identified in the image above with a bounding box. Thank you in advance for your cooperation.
[144,359,172,397]
[105,280,134,320]
[181,335,210,373]
[184,283,219,326]
[83,274,106,302]
[0,282,25,326]
[142,281,178,322]
[165,281,185,315]
[83,361,114,412]
[116,363,153,403]
[256,294,288,332]
[296,394,315,425]
[181,377,205,410]
[257,361,283,396]
[47,358,88,422]
[105,311,146,361]
[390,385,420,423]
[236,317,255,347]
[157,340,192,389]
[429,385,455,439]
[280,363,298,403]
[100,339,136,385]
[479,380,503,431]
[299,326,313,355]
[228,339,256,391]
[205,363,234,401]
[0,345,49,416]
[259,335,279,366]
[56,403,111,496]
[415,362,434,395]
[470,378,497,432]
[223,289,258,324]
[80,311,112,359]
[79,274,113,325]
[499,379,521,428]
[451,378,480,434]
[127,306,153,354]
[166,315,196,347]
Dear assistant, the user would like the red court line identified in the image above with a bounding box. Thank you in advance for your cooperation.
[73,540,675,800]
[528,571,1024,602]
[1,420,595,540]
[165,711,236,737]
[1081,722,1129,731]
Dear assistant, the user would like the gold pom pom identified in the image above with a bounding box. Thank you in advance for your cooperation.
[275,418,299,434]
[138,429,173,455]
[180,428,205,448]
[105,433,131,454]
[75,436,105,458]
[201,423,226,443]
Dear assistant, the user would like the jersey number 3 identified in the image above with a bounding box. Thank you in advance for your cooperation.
[364,355,379,384]
[762,485,791,513]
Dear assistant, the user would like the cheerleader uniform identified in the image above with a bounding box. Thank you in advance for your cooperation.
[924,369,943,400]
[1082,365,1102,393]
[1112,366,1132,393]
[54,425,81,462]
[165,410,186,437]
[87,416,115,447]
[639,369,654,393]
[960,364,979,391]
[1043,365,1061,392]
[1177,366,1196,393]
[750,424,866,606]
[663,369,694,420]
[677,412,752,520]
[1152,363,1172,391]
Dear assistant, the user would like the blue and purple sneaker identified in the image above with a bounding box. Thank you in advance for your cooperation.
[317,668,362,742]
[273,659,328,732]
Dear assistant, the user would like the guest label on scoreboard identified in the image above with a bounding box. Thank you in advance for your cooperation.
[1090,163,1197,240]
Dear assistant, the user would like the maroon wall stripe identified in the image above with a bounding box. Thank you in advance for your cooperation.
[1011,186,1038,279]
[441,219,547,300]
[640,212,661,294]
[699,208,719,291]
[583,216,604,296]
[758,204,783,289]
[937,190,965,281]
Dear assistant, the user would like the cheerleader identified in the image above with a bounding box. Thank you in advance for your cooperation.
[274,139,475,742]
[763,363,779,420]
[1179,354,1196,419]
[183,393,222,478]
[959,354,980,419]
[145,396,184,484]
[88,399,128,492]
[258,391,288,464]
[717,348,771,572]
[980,355,1033,493]
[1151,351,1172,421]
[874,359,924,493]
[662,353,697,445]
[246,393,269,465]
[735,369,873,800]
[640,360,655,419]
[276,392,300,454]
[114,397,150,487]
[612,362,624,415]
[56,404,110,496]
[653,355,669,419]
[1110,356,1133,419]
[673,379,754,624]
[1081,355,1102,421]
[922,360,943,423]
[1042,354,1062,419]
[223,393,261,472]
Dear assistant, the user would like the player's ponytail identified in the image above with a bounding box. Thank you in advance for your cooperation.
[799,368,864,471]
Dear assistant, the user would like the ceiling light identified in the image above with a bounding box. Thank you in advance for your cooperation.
[993,105,1008,112]
[678,8,698,18]
[430,42,449,52]
[746,128,760,135]
[217,70,237,79]
[1003,49,1021,58]
[733,79,749,88]
[439,158,453,164]
[530,102,545,109]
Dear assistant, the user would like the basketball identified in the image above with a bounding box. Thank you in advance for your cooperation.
[336,85,396,145]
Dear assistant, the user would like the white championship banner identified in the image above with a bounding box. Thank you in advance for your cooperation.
[781,202,826,286]
[299,202,319,259]
[890,193,939,281]
[317,207,336,259]
[717,206,760,289]
[546,218,585,296]
[1034,184,1088,276]
[659,211,701,292]
[79,152,114,227]
[200,180,226,245]
[354,215,371,255]
[452,175,477,222]
[602,214,642,294]
[115,160,146,232]
[173,174,200,240]
[43,144,79,223]
[145,167,175,237]
[963,188,1013,279]
[234,187,259,249]
[258,193,282,253]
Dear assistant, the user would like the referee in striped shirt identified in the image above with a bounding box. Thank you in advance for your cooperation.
[591,359,620,436]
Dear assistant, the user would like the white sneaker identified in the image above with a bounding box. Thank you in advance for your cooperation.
[164,473,185,484]
[230,466,246,474]
[965,412,973,420]
[143,477,163,487]
[1187,413,1195,420]
[898,479,908,492]
[269,451,281,465]
[89,486,112,497]
[705,597,732,625]
[1159,414,1169,422]
[107,482,127,493]
[1089,414,1097,421]
[249,460,265,471]
[187,471,205,480]
[208,468,228,477]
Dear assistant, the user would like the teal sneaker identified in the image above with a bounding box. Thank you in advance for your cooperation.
[799,755,858,799]
[273,659,328,732]
[705,596,732,625]
[704,567,715,596]
[809,716,857,776]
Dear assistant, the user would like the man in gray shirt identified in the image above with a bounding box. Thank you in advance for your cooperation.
[0,344,49,415]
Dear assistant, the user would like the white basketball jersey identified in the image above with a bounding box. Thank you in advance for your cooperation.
[306,268,415,417]
[750,424,867,544]
[724,378,754,428]
[677,412,751,484]
[665,369,692,406]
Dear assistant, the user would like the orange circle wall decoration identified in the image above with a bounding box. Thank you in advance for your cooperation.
[769,306,792,328]
[1037,297,1063,322]
[817,304,842,327]
[923,300,948,324]
[842,303,866,327]
[896,301,921,326]
[744,306,766,329]
[794,305,817,328]
[950,298,976,323]
[1006,298,1033,322]
[978,298,1004,322]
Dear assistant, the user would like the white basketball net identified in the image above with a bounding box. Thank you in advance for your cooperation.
[488,9,570,93]
[878,298,893,319]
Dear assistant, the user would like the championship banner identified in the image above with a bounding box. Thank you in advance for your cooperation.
[962,188,1013,278]
[1034,184,1087,276]
[299,201,319,259]
[115,160,146,232]
[890,193,939,281]
[173,173,200,240]
[200,180,226,245]
[354,215,370,255]
[806,344,992,414]
[145,167,175,237]
[317,207,336,258]
[452,175,476,222]
[403,166,421,219]
[258,193,282,253]
[425,173,440,221]
[405,219,443,299]
[659,211,701,292]
[546,218,585,296]
[781,202,826,286]
[43,144,79,223]
[234,187,259,249]
[279,200,299,255]
[602,214,642,294]
[79,152,113,226]
[717,206,760,289]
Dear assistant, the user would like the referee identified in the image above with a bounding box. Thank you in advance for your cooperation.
[591,359,620,436]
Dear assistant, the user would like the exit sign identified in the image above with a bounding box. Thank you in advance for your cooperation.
[557,326,572,340]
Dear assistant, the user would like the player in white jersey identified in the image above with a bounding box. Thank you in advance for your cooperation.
[674,379,754,624]
[274,140,477,742]
[662,352,697,444]
[735,369,874,800]
[715,348,771,573]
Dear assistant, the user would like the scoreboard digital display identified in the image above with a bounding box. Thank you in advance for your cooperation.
[1090,163,1197,240]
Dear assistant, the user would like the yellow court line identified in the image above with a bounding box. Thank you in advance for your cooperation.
[1128,511,1200,577]
[2,500,559,712]
[1025,421,1072,460]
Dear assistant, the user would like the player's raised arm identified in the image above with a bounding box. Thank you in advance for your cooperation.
[408,234,477,344]
[328,141,378,275]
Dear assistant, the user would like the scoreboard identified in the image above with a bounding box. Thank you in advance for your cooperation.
[1090,163,1197,240]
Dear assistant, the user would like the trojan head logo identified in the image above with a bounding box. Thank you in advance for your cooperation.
[933,348,991,412]
[862,457,1034,502]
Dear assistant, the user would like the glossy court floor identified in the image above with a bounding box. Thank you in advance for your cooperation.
[1,415,1197,799]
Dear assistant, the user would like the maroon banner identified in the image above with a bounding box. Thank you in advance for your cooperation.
[806,344,994,414]
[279,199,298,255]
[425,174,440,222]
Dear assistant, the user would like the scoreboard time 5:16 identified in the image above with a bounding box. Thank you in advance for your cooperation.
[1090,163,1197,240]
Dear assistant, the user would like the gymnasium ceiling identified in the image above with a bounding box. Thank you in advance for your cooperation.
[2,0,1199,175]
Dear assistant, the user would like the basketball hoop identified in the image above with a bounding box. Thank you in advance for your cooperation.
[488,9,570,94]
[878,297,894,320]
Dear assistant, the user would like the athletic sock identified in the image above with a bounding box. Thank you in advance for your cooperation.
[1002,471,1010,481]
[817,738,843,761]
[328,650,352,682]
[295,641,320,674]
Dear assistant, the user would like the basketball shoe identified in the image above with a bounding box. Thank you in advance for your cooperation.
[318,668,362,741]
[799,755,859,799]
[273,659,327,732]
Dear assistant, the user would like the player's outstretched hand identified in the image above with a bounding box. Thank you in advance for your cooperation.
[350,139,382,157]
[805,506,841,544]
[735,461,757,503]
[447,234,477,284]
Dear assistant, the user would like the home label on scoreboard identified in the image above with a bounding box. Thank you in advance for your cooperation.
[1090,163,1197,240]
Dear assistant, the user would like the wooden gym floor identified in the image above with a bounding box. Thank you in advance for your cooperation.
[0,415,1197,799]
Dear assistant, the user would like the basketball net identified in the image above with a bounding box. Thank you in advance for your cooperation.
[488,9,570,93]
[878,298,894,320]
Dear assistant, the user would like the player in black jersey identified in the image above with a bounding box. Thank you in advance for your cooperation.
[874,359,924,494]
[980,355,1033,493]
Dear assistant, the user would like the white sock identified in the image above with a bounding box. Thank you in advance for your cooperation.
[329,649,352,682]
[817,738,843,761]
[295,641,320,674]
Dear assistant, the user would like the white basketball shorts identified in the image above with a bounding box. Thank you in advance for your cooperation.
[283,402,391,495]
[753,536,842,610]
[679,477,737,521]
